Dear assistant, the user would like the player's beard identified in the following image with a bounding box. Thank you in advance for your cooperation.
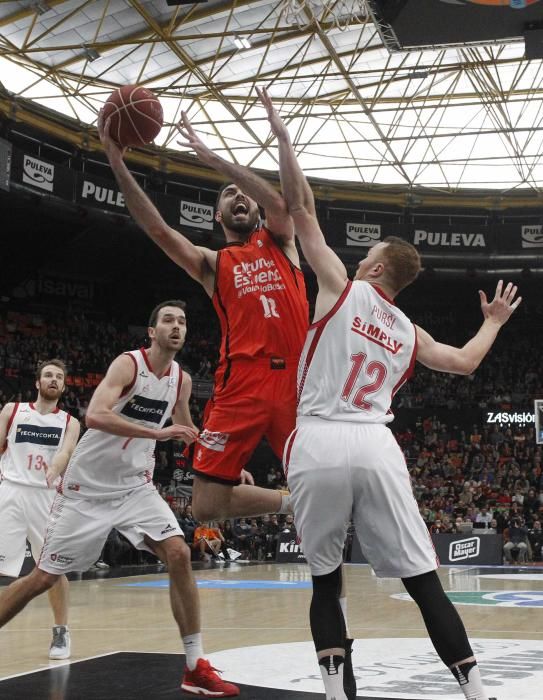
[221,209,259,238]
[39,385,63,402]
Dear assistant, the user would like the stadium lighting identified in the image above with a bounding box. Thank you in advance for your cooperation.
[82,44,100,62]
[233,36,251,50]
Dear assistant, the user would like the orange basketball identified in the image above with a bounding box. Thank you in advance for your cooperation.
[103,85,163,147]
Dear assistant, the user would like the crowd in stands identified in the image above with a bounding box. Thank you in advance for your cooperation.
[0,307,219,422]
[399,418,543,561]
[1,299,542,565]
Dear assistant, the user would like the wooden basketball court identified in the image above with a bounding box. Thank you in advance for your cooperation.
[0,562,541,698]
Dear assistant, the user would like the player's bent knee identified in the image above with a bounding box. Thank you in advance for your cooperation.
[163,538,191,569]
[192,502,220,523]
[31,568,59,593]
[191,498,215,522]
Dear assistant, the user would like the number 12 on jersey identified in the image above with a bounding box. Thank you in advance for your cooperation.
[341,352,387,411]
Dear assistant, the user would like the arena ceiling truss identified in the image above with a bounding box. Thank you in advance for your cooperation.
[1,0,543,193]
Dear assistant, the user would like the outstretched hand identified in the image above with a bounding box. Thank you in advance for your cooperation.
[176,112,214,165]
[97,109,126,163]
[256,86,289,141]
[156,424,199,444]
[479,280,522,326]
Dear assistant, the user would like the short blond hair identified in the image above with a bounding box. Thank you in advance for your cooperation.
[381,236,421,293]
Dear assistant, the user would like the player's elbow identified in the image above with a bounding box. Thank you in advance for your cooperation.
[84,411,103,430]
[456,357,479,376]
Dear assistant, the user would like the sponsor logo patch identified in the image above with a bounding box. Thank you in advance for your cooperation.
[22,154,54,192]
[160,523,176,535]
[120,395,168,425]
[15,424,62,447]
[351,317,403,354]
[197,429,230,453]
[232,257,285,299]
[49,553,74,566]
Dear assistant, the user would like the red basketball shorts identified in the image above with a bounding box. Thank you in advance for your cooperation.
[192,358,297,484]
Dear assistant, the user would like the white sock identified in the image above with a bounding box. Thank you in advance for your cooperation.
[451,660,489,700]
[183,632,204,671]
[339,596,351,638]
[318,655,348,700]
[278,493,292,514]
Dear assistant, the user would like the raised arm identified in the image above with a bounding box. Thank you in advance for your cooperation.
[416,281,522,374]
[85,354,199,443]
[258,88,347,306]
[98,112,216,296]
[177,112,293,244]
[257,87,315,217]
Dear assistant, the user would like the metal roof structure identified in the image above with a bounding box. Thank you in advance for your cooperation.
[1,0,543,192]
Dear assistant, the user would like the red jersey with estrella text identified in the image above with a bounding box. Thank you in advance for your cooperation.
[212,226,308,390]
[297,281,417,424]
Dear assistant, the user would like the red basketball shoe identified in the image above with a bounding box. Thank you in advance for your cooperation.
[181,658,240,697]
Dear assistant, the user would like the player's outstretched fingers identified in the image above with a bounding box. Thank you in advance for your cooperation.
[511,295,522,311]
[506,284,518,303]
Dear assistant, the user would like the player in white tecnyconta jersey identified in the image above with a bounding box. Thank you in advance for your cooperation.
[260,88,519,700]
[0,359,80,660]
[0,301,240,698]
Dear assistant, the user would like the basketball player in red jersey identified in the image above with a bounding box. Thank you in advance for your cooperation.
[98,111,308,522]
[261,89,518,700]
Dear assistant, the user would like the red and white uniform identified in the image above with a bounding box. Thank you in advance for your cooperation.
[39,349,184,575]
[61,348,180,498]
[0,403,72,577]
[297,281,416,423]
[194,226,309,484]
[285,281,438,578]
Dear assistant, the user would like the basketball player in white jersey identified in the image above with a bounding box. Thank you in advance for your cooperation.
[0,359,80,659]
[260,88,520,700]
[0,301,239,697]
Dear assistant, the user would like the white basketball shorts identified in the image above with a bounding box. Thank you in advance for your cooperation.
[38,485,184,575]
[285,416,439,578]
[0,480,56,577]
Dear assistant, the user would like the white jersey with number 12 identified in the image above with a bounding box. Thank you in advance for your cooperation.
[297,281,417,424]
